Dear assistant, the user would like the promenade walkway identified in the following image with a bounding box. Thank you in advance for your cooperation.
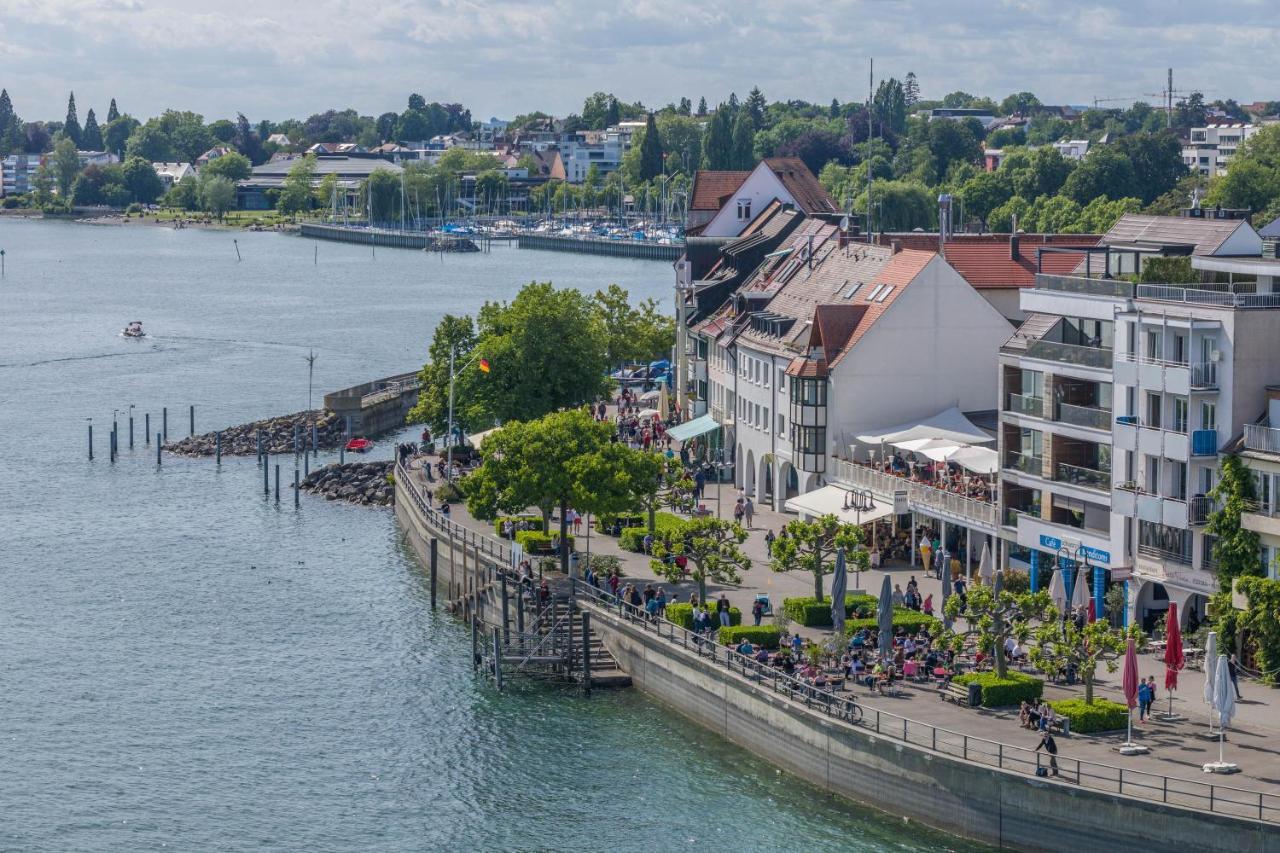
[405,456,1280,810]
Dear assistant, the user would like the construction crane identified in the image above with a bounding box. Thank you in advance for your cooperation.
[1142,68,1211,128]
[1091,97,1134,109]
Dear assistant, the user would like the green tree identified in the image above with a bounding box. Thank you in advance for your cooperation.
[1000,91,1041,116]
[81,108,103,151]
[1030,618,1143,704]
[164,174,199,209]
[106,98,119,123]
[406,314,478,432]
[769,514,865,601]
[941,571,1050,679]
[51,135,80,197]
[605,97,621,128]
[632,455,694,531]
[854,179,935,231]
[1116,132,1187,204]
[199,175,236,219]
[745,86,767,128]
[729,113,756,170]
[987,194,1031,232]
[903,72,920,108]
[697,96,708,116]
[958,169,1013,224]
[592,284,675,368]
[103,115,139,159]
[658,114,703,176]
[0,89,21,156]
[1208,124,1280,214]
[1207,454,1263,591]
[873,78,909,134]
[362,168,401,223]
[701,107,733,170]
[650,517,751,602]
[639,113,665,182]
[1001,146,1074,201]
[124,123,177,162]
[1062,146,1138,203]
[63,92,81,146]
[208,118,236,142]
[277,154,317,214]
[121,156,163,203]
[199,150,251,182]
[1232,577,1280,686]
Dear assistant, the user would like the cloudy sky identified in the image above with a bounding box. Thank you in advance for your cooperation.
[1,0,1276,124]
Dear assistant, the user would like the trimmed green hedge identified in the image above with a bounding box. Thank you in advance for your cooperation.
[719,625,782,649]
[514,530,574,553]
[598,512,645,532]
[619,512,688,552]
[493,515,544,537]
[844,610,941,635]
[782,594,878,627]
[1049,698,1128,733]
[665,602,742,630]
[952,672,1043,707]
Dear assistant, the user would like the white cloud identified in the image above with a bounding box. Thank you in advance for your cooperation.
[0,0,1277,124]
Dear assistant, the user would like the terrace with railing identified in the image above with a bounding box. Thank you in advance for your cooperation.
[1244,423,1280,455]
[830,458,997,529]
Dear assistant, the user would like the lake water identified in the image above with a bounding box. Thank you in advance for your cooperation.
[0,219,979,851]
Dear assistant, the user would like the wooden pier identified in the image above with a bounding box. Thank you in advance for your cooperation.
[516,233,683,261]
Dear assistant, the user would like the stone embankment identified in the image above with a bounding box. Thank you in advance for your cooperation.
[300,461,394,506]
[165,410,346,456]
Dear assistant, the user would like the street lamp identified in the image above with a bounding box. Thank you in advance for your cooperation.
[842,487,876,525]
[446,346,484,476]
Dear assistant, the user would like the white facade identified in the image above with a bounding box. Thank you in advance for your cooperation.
[152,162,195,188]
[1182,123,1265,177]
[699,160,834,238]
[1052,139,1091,161]
[1,154,42,196]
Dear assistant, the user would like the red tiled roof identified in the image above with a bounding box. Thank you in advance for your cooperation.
[762,157,839,215]
[690,170,751,211]
[940,237,1100,289]
[832,249,933,364]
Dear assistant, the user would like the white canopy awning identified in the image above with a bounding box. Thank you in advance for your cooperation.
[785,485,896,525]
[916,442,964,462]
[857,405,993,446]
[467,427,499,448]
[636,408,660,419]
[946,445,1000,475]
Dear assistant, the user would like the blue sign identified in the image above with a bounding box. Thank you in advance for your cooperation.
[1039,535,1062,551]
[1081,545,1111,565]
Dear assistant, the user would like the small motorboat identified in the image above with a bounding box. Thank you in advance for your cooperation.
[122,321,145,338]
[346,437,373,453]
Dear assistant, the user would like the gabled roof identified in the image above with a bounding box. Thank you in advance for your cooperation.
[761,157,839,215]
[932,235,1100,288]
[1099,213,1254,256]
[690,170,751,211]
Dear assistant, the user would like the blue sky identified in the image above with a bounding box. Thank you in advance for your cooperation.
[1,0,1276,124]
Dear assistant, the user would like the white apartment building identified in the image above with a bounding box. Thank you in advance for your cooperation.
[1,153,42,196]
[1238,388,1280,579]
[1052,139,1091,161]
[1182,123,1267,177]
[998,213,1275,632]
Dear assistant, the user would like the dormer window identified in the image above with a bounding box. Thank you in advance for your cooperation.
[736,198,752,220]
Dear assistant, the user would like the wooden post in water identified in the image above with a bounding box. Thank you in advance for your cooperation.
[216,431,221,465]
[162,407,168,442]
[256,429,263,465]
[88,423,93,460]
[128,413,134,449]
[145,413,150,444]
[293,424,300,458]
[470,605,479,669]
[311,425,318,458]
[274,464,280,504]
[516,587,525,634]
[156,433,162,464]
[501,576,510,643]
[581,611,592,696]
[303,451,309,477]
[429,538,438,609]
[189,405,194,437]
[492,628,503,691]
[340,446,344,464]
[294,467,300,507]
[234,239,241,261]
[263,453,269,495]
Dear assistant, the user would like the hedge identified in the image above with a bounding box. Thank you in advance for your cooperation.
[665,602,742,630]
[719,625,783,649]
[1049,698,1129,734]
[781,594,878,627]
[493,515,544,537]
[514,530,574,554]
[597,512,646,532]
[619,512,688,552]
[844,610,941,636]
[952,672,1043,707]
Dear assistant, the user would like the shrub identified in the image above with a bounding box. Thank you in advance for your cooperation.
[1049,698,1129,733]
[580,553,621,577]
[1000,570,1031,594]
[665,602,742,630]
[619,513,687,552]
[782,594,878,627]
[493,515,544,537]
[719,625,782,649]
[598,512,645,533]
[434,481,463,503]
[844,610,941,636]
[952,672,1043,707]
[514,530,573,554]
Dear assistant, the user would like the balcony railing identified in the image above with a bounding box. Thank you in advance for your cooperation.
[1035,274,1135,299]
[1244,423,1280,455]
[829,459,997,529]
[1190,495,1216,526]
[1191,429,1219,456]
[1136,284,1280,309]
[1138,543,1192,565]
[1244,499,1280,518]
[1055,402,1111,430]
[1054,462,1111,491]
[1190,361,1218,388]
[1004,453,1044,476]
[1005,393,1044,417]
[1025,340,1113,369]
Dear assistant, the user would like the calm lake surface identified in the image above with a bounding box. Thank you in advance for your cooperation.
[0,219,980,851]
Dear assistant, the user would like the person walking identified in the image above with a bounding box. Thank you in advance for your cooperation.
[717,594,732,628]
[751,597,764,626]
[764,528,777,553]
[733,498,744,525]
[1035,730,1060,777]
[1137,676,1152,723]
[743,496,754,528]
[1228,653,1242,699]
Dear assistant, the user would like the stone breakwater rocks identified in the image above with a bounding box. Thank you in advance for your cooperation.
[165,410,346,457]
[300,461,394,507]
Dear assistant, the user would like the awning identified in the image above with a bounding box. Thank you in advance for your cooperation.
[785,485,896,525]
[946,446,999,475]
[857,405,993,446]
[667,413,720,442]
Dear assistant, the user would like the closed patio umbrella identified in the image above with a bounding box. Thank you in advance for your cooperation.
[1047,569,1067,612]
[1203,631,1219,733]
[1160,602,1184,720]
[978,540,994,586]
[877,573,894,661]
[1070,565,1090,612]
[1119,637,1147,754]
[1204,654,1239,773]
[831,548,848,636]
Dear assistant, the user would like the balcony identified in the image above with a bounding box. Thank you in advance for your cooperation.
[1244,423,1280,455]
[1191,429,1218,457]
[829,459,998,530]
[1138,543,1192,566]
[1025,340,1113,370]
[1241,500,1280,537]
[1035,274,1135,299]
[1005,452,1044,477]
[1003,507,1036,528]
[1136,283,1280,309]
[1054,461,1111,492]
[1190,361,1218,389]
[1189,495,1215,526]
[1005,393,1044,418]
[1055,402,1110,431]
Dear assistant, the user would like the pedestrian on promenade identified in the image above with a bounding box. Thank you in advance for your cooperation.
[791,632,804,657]
[693,468,705,501]
[655,587,667,616]
[922,594,934,617]
[1229,654,1242,699]
[733,499,744,525]
[717,594,731,627]
[892,584,905,607]
[1035,731,1060,777]
[764,528,776,553]
[1137,677,1153,722]
[743,496,754,528]
[751,598,764,626]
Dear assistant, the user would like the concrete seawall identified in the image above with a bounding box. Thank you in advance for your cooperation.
[516,233,682,261]
[300,222,479,252]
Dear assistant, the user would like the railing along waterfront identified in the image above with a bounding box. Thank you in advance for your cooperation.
[395,459,1280,825]
[1025,340,1113,369]
[1244,423,1280,455]
[361,376,422,408]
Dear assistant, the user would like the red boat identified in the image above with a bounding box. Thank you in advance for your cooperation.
[346,437,373,453]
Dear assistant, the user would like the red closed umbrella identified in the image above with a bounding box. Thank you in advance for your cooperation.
[1120,636,1145,752]
[1164,602,1184,691]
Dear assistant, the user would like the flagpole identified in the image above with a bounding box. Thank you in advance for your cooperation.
[445,347,483,476]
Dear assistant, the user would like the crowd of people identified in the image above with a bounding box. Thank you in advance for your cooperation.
[863,452,995,503]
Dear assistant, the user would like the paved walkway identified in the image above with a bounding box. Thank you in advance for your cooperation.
[408,455,1280,802]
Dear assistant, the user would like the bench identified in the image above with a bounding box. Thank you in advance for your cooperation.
[1045,716,1071,736]
[939,682,971,706]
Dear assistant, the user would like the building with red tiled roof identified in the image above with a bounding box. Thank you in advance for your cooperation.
[694,158,838,238]
[690,216,1014,510]
[687,170,752,233]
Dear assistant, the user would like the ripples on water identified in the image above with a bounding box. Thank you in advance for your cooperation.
[0,220,981,851]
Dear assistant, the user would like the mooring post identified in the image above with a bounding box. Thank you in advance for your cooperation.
[294,467,300,507]
[109,426,115,463]
[145,413,150,444]
[189,405,194,437]
[471,607,479,669]
[501,576,510,644]
[429,538,438,609]
[162,407,168,441]
[311,425,318,457]
[156,433,162,465]
[256,429,263,465]
[216,431,222,465]
[340,446,344,464]
[304,452,309,477]
[274,464,280,503]
[88,423,94,461]
[516,586,525,634]
[293,424,300,458]
[263,453,269,495]
[492,628,503,691]
[128,413,134,449]
[581,610,592,696]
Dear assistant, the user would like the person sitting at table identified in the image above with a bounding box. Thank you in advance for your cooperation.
[1020,701,1037,729]
[812,670,828,689]
[736,639,755,655]
[877,663,897,695]
[903,636,917,657]
[1038,701,1054,731]
[780,654,797,675]
[755,647,771,665]
[849,629,867,650]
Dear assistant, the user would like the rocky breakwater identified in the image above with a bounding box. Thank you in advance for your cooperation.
[300,461,394,507]
[165,410,346,456]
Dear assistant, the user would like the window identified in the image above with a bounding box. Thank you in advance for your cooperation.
[777,412,785,434]
[866,283,885,301]
[1172,396,1188,433]
[843,281,862,298]
[736,198,752,220]
[1170,460,1187,500]
[763,364,770,389]
[763,406,770,433]
[1171,333,1187,365]
[1146,392,1162,429]
[875,285,894,302]
[792,425,825,454]
[1201,401,1216,431]
[777,368,785,391]
[1145,456,1160,494]
[791,377,826,406]
[1200,467,1214,497]
[1145,329,1162,361]
[1201,336,1217,365]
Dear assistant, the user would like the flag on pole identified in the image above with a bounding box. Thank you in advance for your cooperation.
[479,358,491,373]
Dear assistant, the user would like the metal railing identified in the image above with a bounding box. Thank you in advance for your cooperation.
[1190,361,1218,388]
[1189,496,1215,526]
[1055,402,1111,430]
[1035,274,1135,299]
[1054,462,1111,491]
[1244,423,1280,455]
[1137,543,1193,565]
[1136,284,1280,309]
[1025,340,1113,369]
[360,376,422,408]
[395,458,1280,826]
[829,459,996,528]
[1004,452,1044,476]
[1006,393,1044,417]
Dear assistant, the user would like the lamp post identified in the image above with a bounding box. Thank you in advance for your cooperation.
[446,346,483,476]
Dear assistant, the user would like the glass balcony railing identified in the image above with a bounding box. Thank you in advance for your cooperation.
[1054,462,1111,491]
[1005,393,1044,417]
[1002,507,1037,528]
[1004,453,1044,476]
[1055,402,1111,430]
[1025,340,1113,369]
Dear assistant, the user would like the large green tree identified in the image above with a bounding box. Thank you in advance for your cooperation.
[199,175,236,218]
[81,108,102,151]
[1031,618,1144,704]
[650,517,751,602]
[592,284,675,369]
[729,113,755,170]
[769,514,865,601]
[1062,146,1138,204]
[51,135,80,197]
[1208,124,1280,214]
[941,572,1050,679]
[406,314,478,434]
[121,156,163,203]
[701,107,733,170]
[1116,132,1187,205]
[639,113,665,182]
[63,92,81,146]
[277,154,316,214]
[199,151,251,182]
[103,115,139,159]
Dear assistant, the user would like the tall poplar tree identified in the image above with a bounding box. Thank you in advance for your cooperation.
[106,98,120,123]
[701,107,732,170]
[730,113,755,170]
[638,113,664,181]
[81,108,103,151]
[64,92,81,146]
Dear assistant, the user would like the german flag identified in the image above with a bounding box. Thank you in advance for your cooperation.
[478,358,491,373]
